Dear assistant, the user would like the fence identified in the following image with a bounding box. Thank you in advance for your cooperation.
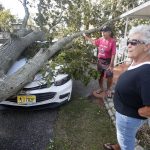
[114,37,131,66]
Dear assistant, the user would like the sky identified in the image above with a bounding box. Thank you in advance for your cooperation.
[0,0,98,19]
[0,0,25,19]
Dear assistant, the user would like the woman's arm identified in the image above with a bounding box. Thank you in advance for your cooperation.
[138,106,150,118]
[110,54,115,67]
[108,54,115,71]
[83,33,95,45]
[108,39,116,70]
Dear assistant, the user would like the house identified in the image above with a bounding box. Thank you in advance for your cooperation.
[115,1,150,65]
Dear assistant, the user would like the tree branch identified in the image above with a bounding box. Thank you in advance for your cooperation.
[0,31,45,75]
[20,0,30,29]
[49,0,64,31]
[0,15,121,101]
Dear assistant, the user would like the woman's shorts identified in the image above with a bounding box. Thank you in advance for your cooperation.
[97,58,113,78]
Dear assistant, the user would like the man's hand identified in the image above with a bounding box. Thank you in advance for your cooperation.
[82,33,90,41]
[82,33,86,37]
[107,66,113,72]
[138,106,150,118]
[82,34,94,45]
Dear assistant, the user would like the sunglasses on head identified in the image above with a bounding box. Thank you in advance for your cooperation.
[127,39,145,46]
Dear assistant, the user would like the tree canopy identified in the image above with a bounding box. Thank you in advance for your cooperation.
[33,0,150,84]
[0,6,15,32]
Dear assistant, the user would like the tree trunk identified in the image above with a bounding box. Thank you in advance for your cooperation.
[0,31,45,76]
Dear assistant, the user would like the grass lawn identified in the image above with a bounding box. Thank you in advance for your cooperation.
[47,96,117,150]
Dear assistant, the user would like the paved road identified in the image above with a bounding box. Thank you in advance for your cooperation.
[0,79,98,150]
[0,108,57,150]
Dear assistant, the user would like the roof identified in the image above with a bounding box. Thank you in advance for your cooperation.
[120,1,150,18]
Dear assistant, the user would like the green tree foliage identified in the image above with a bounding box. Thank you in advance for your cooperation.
[32,0,150,85]
[46,39,99,85]
[12,0,150,85]
[0,7,15,32]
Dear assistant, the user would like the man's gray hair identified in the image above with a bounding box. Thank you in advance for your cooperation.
[128,24,150,44]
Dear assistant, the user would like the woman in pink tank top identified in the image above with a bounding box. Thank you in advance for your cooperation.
[83,26,116,97]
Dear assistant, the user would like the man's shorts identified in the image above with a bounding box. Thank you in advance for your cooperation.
[97,58,113,78]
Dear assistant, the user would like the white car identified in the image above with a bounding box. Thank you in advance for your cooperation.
[0,58,72,109]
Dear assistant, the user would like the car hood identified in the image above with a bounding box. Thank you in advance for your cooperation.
[7,58,68,88]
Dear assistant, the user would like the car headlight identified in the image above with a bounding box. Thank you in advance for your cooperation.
[54,75,71,86]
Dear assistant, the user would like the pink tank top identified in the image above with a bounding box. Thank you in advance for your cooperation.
[94,37,116,59]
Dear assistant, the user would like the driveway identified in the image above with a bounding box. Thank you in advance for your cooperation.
[0,108,57,150]
[0,79,99,150]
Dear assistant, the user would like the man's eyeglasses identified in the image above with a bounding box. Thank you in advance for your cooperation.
[127,39,145,46]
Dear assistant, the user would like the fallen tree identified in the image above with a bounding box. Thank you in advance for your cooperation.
[0,0,121,102]
[0,20,120,101]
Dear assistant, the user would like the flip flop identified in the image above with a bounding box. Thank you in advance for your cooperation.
[103,143,120,150]
[106,90,112,98]
[103,143,114,150]
[96,89,103,94]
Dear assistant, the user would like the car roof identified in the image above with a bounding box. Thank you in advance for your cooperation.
[7,58,27,75]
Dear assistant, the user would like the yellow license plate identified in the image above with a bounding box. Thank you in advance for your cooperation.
[17,95,36,104]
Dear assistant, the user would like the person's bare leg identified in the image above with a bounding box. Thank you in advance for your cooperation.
[99,72,105,91]
[106,77,113,97]
[96,75,104,94]
[107,77,113,90]
[99,77,104,89]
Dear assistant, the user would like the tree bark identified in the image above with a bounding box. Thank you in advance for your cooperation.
[0,31,45,76]
[21,0,30,29]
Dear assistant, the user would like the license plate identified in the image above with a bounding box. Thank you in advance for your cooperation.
[17,95,36,104]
